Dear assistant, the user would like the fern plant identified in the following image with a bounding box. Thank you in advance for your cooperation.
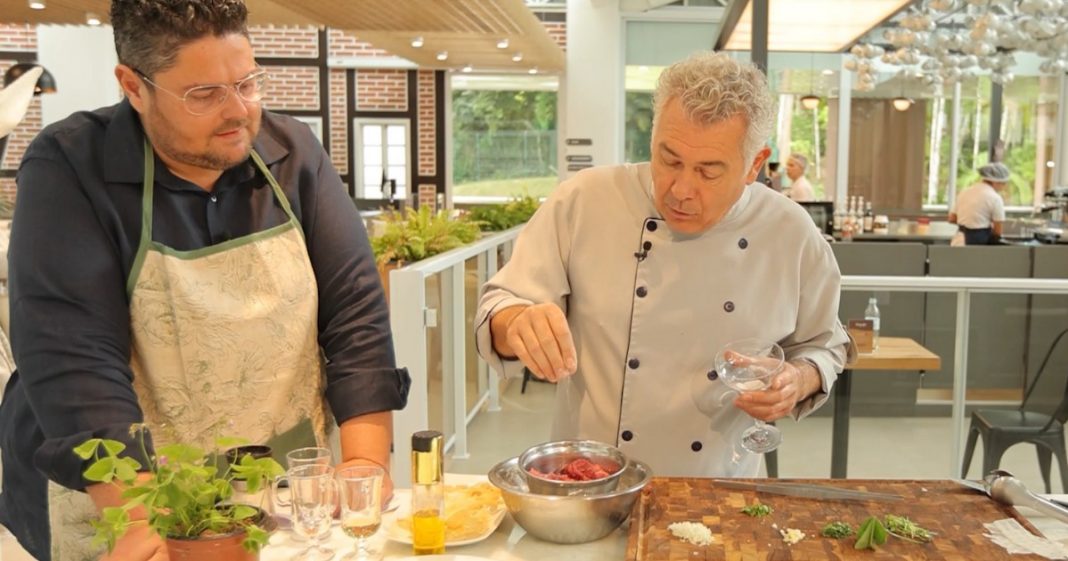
[371,207,482,267]
[465,194,541,232]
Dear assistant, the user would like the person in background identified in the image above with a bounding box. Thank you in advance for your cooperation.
[949,162,1010,246]
[0,1,410,559]
[784,154,814,202]
[764,161,782,191]
[474,52,851,480]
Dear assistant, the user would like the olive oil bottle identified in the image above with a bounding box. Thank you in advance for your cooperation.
[411,430,445,555]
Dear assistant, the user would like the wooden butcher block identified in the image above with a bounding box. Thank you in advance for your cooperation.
[625,478,1050,561]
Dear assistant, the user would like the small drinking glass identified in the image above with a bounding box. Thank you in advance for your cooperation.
[274,464,338,561]
[714,338,786,454]
[287,446,332,468]
[337,466,384,561]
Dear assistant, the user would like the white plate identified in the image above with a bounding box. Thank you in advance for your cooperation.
[388,551,495,555]
[382,475,506,548]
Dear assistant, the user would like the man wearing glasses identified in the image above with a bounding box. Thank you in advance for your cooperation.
[0,1,410,560]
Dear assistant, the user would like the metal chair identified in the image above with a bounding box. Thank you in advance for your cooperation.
[961,328,1068,493]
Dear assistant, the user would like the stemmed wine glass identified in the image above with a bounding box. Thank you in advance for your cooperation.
[714,338,786,454]
[337,465,384,561]
[275,463,339,561]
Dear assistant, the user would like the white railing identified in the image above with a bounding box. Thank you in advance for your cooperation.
[388,226,522,486]
[840,275,1068,477]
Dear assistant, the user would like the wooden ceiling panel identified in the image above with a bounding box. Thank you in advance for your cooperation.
[0,0,566,73]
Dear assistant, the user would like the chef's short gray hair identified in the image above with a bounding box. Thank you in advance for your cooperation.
[653,51,775,164]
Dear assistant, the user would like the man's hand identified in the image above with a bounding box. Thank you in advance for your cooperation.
[490,304,576,382]
[99,522,167,561]
[734,359,822,422]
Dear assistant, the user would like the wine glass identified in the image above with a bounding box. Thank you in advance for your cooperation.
[337,466,384,561]
[283,463,339,561]
[714,338,785,454]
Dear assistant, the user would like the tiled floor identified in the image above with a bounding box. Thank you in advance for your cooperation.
[2,377,1063,559]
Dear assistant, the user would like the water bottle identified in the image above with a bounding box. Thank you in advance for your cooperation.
[864,296,880,350]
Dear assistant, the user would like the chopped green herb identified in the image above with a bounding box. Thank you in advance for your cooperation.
[740,503,773,517]
[884,514,934,543]
[820,521,854,539]
[854,516,888,550]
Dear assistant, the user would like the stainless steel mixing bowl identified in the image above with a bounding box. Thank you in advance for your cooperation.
[488,455,652,544]
[519,439,628,496]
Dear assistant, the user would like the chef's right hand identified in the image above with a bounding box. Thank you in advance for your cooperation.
[100,523,168,561]
[491,304,577,382]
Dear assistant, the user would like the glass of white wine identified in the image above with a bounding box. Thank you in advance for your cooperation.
[337,465,384,561]
[714,338,786,454]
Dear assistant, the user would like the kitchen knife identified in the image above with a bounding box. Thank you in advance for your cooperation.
[712,480,903,502]
[953,478,989,494]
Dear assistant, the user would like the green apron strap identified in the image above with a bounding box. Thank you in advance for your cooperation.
[250,150,299,226]
[126,138,156,297]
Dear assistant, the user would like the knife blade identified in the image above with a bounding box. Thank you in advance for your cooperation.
[712,480,903,502]
[953,478,989,494]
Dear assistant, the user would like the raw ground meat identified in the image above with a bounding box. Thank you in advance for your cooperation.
[528,458,619,481]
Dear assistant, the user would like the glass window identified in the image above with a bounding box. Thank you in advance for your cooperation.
[452,87,558,200]
[355,120,408,200]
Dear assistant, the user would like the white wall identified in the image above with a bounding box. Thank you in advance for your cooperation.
[37,25,121,127]
[561,0,624,181]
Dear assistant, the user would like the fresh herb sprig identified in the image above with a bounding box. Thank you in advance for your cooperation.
[854,516,889,550]
[741,503,773,517]
[821,521,854,539]
[884,514,934,543]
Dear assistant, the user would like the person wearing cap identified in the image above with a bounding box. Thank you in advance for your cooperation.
[949,162,1010,246]
[784,154,814,202]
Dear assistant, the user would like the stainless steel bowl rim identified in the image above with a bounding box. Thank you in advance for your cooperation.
[489,456,652,500]
[519,439,629,487]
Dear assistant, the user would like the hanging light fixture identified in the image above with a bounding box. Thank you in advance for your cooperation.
[85,12,102,26]
[3,62,57,95]
[892,97,913,111]
[799,52,821,111]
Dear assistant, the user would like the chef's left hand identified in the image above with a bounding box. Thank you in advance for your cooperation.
[733,360,819,422]
[337,457,395,511]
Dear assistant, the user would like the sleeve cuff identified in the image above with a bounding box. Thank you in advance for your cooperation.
[327,367,411,423]
[474,296,533,380]
[33,422,156,492]
[787,354,838,421]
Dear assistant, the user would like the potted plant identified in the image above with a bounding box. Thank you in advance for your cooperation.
[74,426,285,560]
[465,194,541,232]
[370,206,482,299]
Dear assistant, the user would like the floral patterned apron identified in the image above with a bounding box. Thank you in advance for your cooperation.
[47,139,329,560]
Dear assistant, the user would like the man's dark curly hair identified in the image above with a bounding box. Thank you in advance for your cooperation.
[110,0,249,77]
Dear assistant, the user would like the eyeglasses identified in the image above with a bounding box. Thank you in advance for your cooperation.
[134,68,269,116]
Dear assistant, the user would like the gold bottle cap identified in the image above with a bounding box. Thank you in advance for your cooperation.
[412,430,443,485]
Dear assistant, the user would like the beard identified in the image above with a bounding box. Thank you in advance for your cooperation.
[143,106,260,171]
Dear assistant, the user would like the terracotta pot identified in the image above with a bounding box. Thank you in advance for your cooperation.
[166,530,259,561]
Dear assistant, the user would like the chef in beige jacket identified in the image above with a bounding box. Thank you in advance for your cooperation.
[475,52,852,478]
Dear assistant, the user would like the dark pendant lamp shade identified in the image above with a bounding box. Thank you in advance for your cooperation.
[3,63,57,95]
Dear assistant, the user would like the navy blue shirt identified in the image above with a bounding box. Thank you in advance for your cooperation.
[0,100,410,559]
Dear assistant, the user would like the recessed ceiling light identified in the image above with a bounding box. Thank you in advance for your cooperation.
[28,0,45,9]
[511,52,523,62]
[85,12,101,25]
[436,51,448,61]
[497,38,509,49]
[462,63,473,73]
[528,67,538,75]
[410,36,424,48]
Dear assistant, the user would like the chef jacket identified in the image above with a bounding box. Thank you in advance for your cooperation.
[475,162,851,477]
[787,176,815,202]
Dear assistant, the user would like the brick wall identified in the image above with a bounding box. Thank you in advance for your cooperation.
[355,69,407,112]
[418,184,437,212]
[261,65,320,110]
[0,24,36,51]
[250,26,318,58]
[328,69,348,175]
[327,29,390,59]
[543,21,567,51]
[417,71,436,177]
